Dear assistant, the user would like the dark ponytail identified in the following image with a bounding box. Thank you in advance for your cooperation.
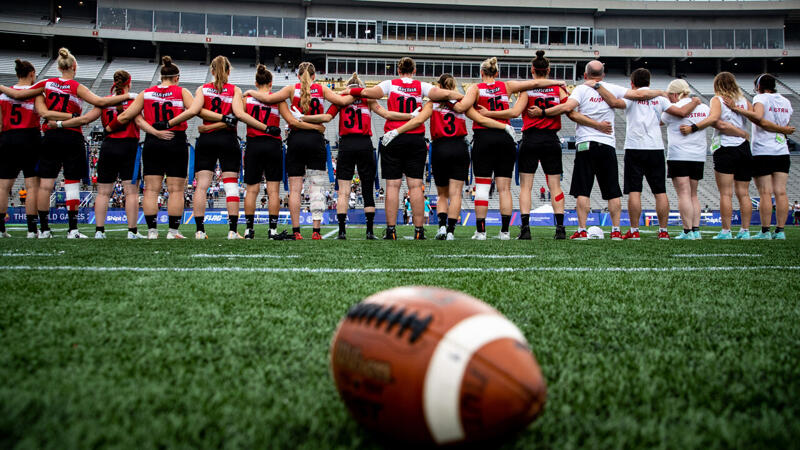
[14,59,35,79]
[160,56,180,79]
[531,50,549,77]
[255,64,272,87]
[111,70,131,95]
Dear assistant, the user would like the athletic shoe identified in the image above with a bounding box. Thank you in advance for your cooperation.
[712,230,733,240]
[383,228,397,240]
[517,226,531,240]
[227,231,244,240]
[293,231,304,240]
[0,231,11,238]
[752,231,772,240]
[692,231,702,240]
[570,230,588,240]
[270,230,289,240]
[554,226,567,240]
[27,231,39,239]
[446,232,455,241]
[621,230,640,240]
[658,231,670,240]
[243,229,255,240]
[498,231,511,240]
[147,229,158,239]
[471,231,487,240]
[365,231,377,240]
[414,228,426,240]
[772,231,786,240]
[674,231,693,240]
[435,226,447,240]
[610,230,623,241]
[735,230,751,240]
[195,231,208,240]
[67,229,88,239]
[337,232,346,240]
[166,230,186,239]
[94,231,106,239]
[39,230,53,239]
[312,231,322,240]
[128,231,146,239]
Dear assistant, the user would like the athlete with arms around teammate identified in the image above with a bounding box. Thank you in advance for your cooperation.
[0,59,41,238]
[0,48,130,239]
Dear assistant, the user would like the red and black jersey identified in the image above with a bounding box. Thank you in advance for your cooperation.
[101,98,139,139]
[291,82,326,116]
[142,85,187,132]
[328,98,371,136]
[384,78,426,134]
[200,82,236,133]
[474,81,510,129]
[245,95,281,139]
[0,85,39,130]
[430,102,467,140]
[37,77,84,133]
[523,85,562,131]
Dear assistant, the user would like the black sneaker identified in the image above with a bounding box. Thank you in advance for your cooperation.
[244,228,255,239]
[383,228,397,240]
[336,232,347,240]
[554,225,567,240]
[414,228,426,240]
[365,231,377,240]
[517,226,531,240]
[270,230,290,240]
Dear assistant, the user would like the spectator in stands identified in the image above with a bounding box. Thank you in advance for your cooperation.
[793,201,800,226]
[540,186,546,201]
[261,197,267,209]
[18,188,26,206]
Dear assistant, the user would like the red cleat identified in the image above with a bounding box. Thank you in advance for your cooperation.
[658,231,671,240]
[312,231,322,240]
[610,230,623,240]
[570,230,588,240]
[621,229,640,240]
[293,231,304,240]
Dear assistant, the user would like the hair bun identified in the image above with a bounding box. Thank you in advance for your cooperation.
[14,59,22,65]
[58,48,69,58]
[256,64,267,74]
[535,50,545,59]
[162,56,173,66]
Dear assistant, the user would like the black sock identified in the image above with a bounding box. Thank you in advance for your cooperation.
[337,213,347,233]
[246,214,255,229]
[38,210,50,231]
[95,226,105,233]
[269,215,278,230]
[521,214,530,227]
[477,218,486,233]
[684,228,691,234]
[762,226,770,233]
[229,215,238,232]
[0,217,5,233]
[313,227,321,234]
[26,214,37,233]
[365,212,375,233]
[447,218,457,233]
[67,210,78,231]
[168,215,180,230]
[555,213,564,227]
[776,227,784,233]
[387,225,395,231]
[415,226,424,235]
[145,214,157,230]
[128,227,137,234]
[292,227,300,234]
[691,227,699,232]
[501,215,510,232]
[438,212,447,227]
[195,216,205,232]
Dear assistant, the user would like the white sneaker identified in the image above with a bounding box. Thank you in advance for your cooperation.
[435,226,447,240]
[446,232,455,241]
[228,230,244,240]
[127,231,146,239]
[147,229,159,239]
[498,231,511,240]
[471,231,487,240]
[27,231,39,239]
[195,231,208,240]
[67,229,88,239]
[166,229,186,239]
[39,230,53,239]
[95,231,106,239]
[0,231,10,238]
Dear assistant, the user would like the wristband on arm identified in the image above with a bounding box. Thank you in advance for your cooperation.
[691,123,699,133]
[349,87,364,97]
[107,117,123,132]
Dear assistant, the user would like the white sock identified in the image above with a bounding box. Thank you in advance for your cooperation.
[612,226,620,232]
[740,228,748,232]
[659,227,667,233]
[721,228,730,233]
[578,227,586,233]
[630,227,639,232]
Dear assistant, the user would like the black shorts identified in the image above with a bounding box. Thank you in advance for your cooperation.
[623,149,667,194]
[752,154,790,177]
[244,136,283,184]
[142,132,188,179]
[667,160,704,180]
[337,134,375,181]
[713,141,751,182]
[286,130,326,177]
[0,128,40,179]
[569,141,622,200]
[471,129,516,179]
[97,138,138,183]
[194,130,241,173]
[519,129,562,175]
[431,136,469,187]
[38,129,86,180]
[380,133,427,180]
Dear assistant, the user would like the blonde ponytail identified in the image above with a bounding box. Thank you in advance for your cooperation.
[346,72,363,88]
[480,57,498,77]
[57,47,76,72]
[298,62,316,113]
[210,55,231,93]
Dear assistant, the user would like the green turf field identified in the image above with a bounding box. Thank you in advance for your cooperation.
[1,224,799,449]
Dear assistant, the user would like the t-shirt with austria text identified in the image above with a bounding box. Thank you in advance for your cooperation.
[661,98,710,162]
[623,87,670,150]
[569,82,628,148]
[751,93,793,156]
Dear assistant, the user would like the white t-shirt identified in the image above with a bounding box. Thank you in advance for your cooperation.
[715,95,748,148]
[376,77,434,98]
[661,98,710,162]
[569,82,628,148]
[751,93,793,156]
[623,87,670,150]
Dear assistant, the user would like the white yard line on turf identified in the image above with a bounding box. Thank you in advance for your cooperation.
[1,251,65,256]
[322,228,339,239]
[191,254,300,258]
[2,265,799,273]
[431,254,536,259]
[672,253,763,258]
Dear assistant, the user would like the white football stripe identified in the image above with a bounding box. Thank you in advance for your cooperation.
[423,314,526,445]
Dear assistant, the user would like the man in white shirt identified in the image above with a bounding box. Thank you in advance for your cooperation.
[529,61,664,240]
